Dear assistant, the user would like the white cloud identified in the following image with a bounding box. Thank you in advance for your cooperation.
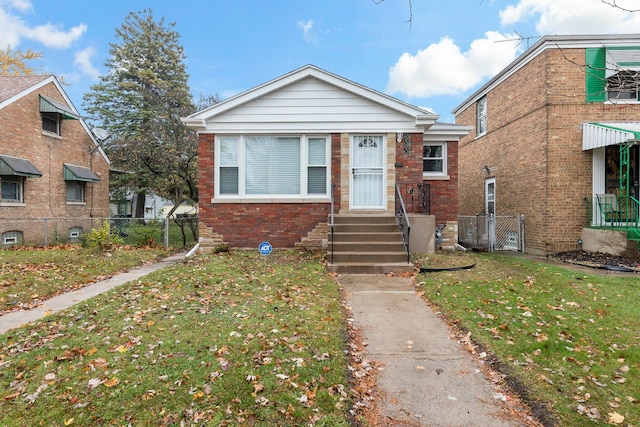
[500,0,640,34]
[0,1,86,49]
[386,32,521,98]
[74,46,100,80]
[297,20,317,43]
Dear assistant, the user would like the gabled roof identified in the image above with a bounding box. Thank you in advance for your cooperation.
[183,64,438,130]
[452,34,640,115]
[0,75,110,165]
[0,75,50,104]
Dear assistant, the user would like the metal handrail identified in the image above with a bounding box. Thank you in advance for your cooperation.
[330,184,336,264]
[394,184,411,263]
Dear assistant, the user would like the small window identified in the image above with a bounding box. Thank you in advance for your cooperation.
[1,176,23,203]
[607,70,640,101]
[66,181,85,203]
[423,143,447,176]
[476,96,487,136]
[2,230,23,247]
[42,112,61,135]
[69,227,82,242]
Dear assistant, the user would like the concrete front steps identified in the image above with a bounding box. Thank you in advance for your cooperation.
[327,213,415,274]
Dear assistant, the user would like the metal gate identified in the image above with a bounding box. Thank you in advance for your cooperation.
[458,214,525,252]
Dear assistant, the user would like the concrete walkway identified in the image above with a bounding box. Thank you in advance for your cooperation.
[0,252,186,334]
[339,274,531,427]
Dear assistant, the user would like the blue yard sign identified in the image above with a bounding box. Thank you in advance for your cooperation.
[259,241,272,255]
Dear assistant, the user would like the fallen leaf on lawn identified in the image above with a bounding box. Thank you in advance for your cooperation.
[87,378,102,389]
[253,383,265,394]
[4,391,20,401]
[103,377,120,387]
[608,412,624,424]
[64,418,74,425]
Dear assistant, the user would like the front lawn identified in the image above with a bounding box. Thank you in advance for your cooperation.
[415,252,640,426]
[0,246,173,314]
[0,250,351,426]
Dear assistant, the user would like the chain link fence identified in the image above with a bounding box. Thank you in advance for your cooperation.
[0,216,198,249]
[458,214,525,252]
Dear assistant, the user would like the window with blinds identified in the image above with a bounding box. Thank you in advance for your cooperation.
[216,135,329,198]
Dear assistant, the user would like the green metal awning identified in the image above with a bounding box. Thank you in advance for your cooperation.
[39,95,80,120]
[0,155,42,177]
[63,164,100,182]
[582,122,640,150]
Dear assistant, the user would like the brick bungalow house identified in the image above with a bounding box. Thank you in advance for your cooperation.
[183,65,470,267]
[453,34,640,257]
[0,75,110,245]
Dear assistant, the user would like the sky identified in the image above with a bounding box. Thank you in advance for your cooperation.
[2,0,640,122]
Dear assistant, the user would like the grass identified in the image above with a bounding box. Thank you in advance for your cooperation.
[0,246,173,314]
[414,251,640,426]
[0,250,351,426]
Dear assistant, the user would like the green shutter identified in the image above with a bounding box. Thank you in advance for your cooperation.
[585,48,606,102]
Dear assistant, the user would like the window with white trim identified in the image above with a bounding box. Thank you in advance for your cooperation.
[1,176,24,203]
[423,143,447,176]
[476,96,487,135]
[216,135,330,198]
[2,230,22,247]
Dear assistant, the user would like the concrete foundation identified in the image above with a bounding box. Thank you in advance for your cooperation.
[581,228,640,258]
[408,214,435,254]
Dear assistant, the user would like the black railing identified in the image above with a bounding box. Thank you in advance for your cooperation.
[395,183,430,214]
[395,184,411,263]
[330,184,336,264]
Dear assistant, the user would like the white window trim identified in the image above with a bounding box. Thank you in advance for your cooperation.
[422,142,449,180]
[66,180,86,204]
[213,135,331,202]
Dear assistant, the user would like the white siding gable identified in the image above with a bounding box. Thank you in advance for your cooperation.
[194,76,426,134]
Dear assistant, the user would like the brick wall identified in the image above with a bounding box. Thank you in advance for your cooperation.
[457,48,640,254]
[197,133,339,248]
[0,82,109,221]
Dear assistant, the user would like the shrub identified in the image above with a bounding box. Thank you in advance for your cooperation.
[81,221,122,250]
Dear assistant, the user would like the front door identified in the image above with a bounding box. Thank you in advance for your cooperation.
[351,135,385,209]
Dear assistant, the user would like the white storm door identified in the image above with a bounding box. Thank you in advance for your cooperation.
[351,135,385,209]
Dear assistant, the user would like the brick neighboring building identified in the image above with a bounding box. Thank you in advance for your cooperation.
[0,75,110,245]
[183,65,470,250]
[453,35,640,256]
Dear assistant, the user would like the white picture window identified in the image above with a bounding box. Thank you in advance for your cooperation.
[215,135,329,198]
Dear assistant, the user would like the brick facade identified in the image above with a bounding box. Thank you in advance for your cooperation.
[456,46,640,254]
[198,130,459,249]
[0,80,109,222]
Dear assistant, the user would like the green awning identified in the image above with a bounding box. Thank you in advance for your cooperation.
[0,155,42,177]
[64,164,100,182]
[39,95,80,120]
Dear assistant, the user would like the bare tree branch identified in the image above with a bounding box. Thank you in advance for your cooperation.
[601,0,640,12]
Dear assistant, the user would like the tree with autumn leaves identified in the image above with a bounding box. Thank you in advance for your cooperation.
[83,9,213,219]
[0,46,42,75]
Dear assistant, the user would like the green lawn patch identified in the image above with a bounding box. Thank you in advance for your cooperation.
[415,252,640,426]
[0,250,351,426]
[0,246,173,314]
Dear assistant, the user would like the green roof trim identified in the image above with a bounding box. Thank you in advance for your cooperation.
[0,155,42,177]
[63,164,100,182]
[590,122,640,140]
[39,95,80,120]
